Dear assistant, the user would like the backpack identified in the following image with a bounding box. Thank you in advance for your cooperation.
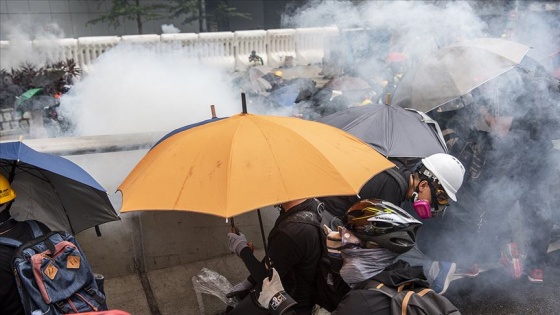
[0,220,107,315]
[278,202,346,312]
[360,279,461,315]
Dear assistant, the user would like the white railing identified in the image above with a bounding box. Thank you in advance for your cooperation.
[234,30,268,71]
[0,27,340,73]
[77,36,121,73]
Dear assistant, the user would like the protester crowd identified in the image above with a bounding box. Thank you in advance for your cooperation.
[222,48,560,314]
[1,43,559,315]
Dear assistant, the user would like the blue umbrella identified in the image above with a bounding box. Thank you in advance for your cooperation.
[152,117,226,148]
[0,141,119,234]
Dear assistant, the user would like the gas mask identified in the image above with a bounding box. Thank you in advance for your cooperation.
[411,191,433,219]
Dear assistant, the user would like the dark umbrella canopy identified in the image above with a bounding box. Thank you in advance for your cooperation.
[0,141,120,234]
[319,104,448,158]
[324,75,371,91]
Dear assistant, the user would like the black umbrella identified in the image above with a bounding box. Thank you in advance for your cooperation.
[319,104,448,158]
[0,141,120,234]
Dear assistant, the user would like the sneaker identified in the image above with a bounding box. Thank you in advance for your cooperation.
[500,243,523,279]
[528,269,543,283]
[431,261,457,295]
[455,263,480,277]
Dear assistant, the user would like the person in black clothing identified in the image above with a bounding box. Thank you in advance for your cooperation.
[319,153,466,294]
[433,76,558,283]
[0,174,51,315]
[226,198,322,315]
[254,199,461,315]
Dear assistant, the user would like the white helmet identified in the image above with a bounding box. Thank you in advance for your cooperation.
[419,153,465,202]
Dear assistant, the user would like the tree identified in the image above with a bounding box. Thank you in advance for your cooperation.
[86,0,168,35]
[167,0,251,32]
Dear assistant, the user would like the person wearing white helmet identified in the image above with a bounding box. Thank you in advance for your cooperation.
[318,153,466,295]
[410,153,465,220]
[253,200,460,315]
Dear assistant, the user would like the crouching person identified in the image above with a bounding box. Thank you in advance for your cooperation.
[257,199,461,315]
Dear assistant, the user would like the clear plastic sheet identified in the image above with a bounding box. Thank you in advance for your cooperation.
[192,267,238,307]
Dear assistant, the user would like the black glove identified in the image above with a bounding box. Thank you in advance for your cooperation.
[226,278,254,301]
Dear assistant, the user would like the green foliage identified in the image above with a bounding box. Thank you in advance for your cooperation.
[167,0,251,28]
[86,0,168,33]
[2,59,81,92]
[211,1,251,22]
[167,0,200,25]
[86,0,250,33]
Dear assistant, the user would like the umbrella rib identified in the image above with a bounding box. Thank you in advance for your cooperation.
[428,66,520,112]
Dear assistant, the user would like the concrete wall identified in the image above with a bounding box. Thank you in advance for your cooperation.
[60,150,278,314]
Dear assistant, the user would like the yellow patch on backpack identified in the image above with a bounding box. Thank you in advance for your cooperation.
[67,255,81,269]
[44,263,58,280]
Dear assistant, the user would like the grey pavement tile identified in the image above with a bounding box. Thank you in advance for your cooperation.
[28,0,50,13]
[6,0,30,14]
[50,0,71,13]
[69,0,88,13]
[0,1,8,14]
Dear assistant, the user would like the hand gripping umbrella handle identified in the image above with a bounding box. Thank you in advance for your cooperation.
[230,217,254,252]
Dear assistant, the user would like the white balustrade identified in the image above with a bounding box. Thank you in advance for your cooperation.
[32,38,79,65]
[295,26,339,66]
[160,33,199,59]
[121,34,161,46]
[0,41,10,69]
[1,27,343,74]
[198,31,235,71]
[234,30,268,71]
[77,36,121,73]
[266,29,296,68]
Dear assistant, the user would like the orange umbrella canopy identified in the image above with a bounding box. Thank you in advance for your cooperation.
[118,113,394,218]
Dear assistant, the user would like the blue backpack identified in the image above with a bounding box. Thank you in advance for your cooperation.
[0,220,107,314]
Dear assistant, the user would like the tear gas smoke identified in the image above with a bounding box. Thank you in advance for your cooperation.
[161,24,181,34]
[0,20,66,70]
[281,0,560,294]
[60,43,242,136]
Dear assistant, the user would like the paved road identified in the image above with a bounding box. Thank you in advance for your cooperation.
[445,249,560,314]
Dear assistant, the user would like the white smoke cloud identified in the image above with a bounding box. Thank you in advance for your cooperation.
[0,20,66,69]
[161,24,181,34]
[281,0,560,288]
[60,43,242,136]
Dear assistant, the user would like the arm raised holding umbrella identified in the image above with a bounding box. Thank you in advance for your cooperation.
[226,198,322,315]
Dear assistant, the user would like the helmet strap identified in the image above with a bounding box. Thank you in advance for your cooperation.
[0,202,13,224]
[411,191,419,202]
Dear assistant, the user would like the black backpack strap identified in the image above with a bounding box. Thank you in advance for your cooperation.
[0,220,44,248]
[26,220,44,238]
[385,167,408,197]
[0,236,22,247]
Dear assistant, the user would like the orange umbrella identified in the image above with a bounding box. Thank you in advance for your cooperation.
[118,111,393,218]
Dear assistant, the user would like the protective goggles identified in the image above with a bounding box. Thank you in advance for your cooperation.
[426,181,450,214]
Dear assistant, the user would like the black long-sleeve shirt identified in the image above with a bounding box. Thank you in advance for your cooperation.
[239,199,322,314]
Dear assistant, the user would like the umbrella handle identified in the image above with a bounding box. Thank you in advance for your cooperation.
[230,217,254,252]
[230,217,239,234]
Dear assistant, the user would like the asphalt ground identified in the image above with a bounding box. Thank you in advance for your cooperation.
[445,249,560,314]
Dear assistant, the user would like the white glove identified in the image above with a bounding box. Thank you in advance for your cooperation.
[227,232,248,256]
[258,268,296,314]
[258,268,285,307]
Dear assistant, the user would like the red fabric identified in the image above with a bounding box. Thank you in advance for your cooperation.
[71,311,132,315]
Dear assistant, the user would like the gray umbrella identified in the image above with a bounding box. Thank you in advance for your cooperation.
[319,104,447,158]
[391,38,531,113]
